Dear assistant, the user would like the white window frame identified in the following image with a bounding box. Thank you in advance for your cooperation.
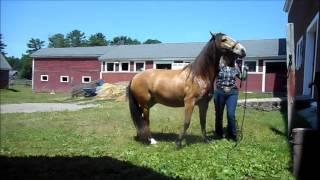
[134,61,145,72]
[82,76,92,83]
[40,75,48,82]
[244,60,258,73]
[295,36,303,70]
[106,62,115,72]
[120,61,130,72]
[60,76,69,83]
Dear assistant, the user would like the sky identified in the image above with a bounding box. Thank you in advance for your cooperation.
[0,0,287,58]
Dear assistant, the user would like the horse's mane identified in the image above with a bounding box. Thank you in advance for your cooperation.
[184,36,221,84]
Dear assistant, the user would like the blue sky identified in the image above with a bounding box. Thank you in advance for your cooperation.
[1,0,287,58]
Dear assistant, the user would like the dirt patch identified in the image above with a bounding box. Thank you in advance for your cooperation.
[0,103,99,113]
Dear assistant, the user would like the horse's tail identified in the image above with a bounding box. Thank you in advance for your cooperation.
[128,80,145,140]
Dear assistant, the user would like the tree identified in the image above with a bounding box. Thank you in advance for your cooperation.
[6,56,22,71]
[66,29,87,47]
[110,36,141,45]
[88,33,108,46]
[143,39,162,44]
[26,38,45,54]
[20,54,32,79]
[48,33,68,48]
[0,34,7,56]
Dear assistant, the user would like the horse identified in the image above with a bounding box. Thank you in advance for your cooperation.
[128,32,246,147]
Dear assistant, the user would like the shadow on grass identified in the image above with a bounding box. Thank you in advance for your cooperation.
[152,132,216,145]
[6,88,20,92]
[0,156,173,180]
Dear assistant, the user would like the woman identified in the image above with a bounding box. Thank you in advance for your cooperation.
[214,54,248,142]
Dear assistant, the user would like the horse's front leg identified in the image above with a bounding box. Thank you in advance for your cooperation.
[176,100,195,148]
[198,99,210,143]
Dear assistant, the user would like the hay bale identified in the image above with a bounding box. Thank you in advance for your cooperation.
[95,83,127,100]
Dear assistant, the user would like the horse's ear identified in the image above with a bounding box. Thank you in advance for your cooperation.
[210,31,215,40]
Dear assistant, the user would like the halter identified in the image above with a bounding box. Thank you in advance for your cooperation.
[231,41,240,51]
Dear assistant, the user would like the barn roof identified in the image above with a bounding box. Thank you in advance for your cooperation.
[99,39,286,60]
[31,38,286,60]
[31,46,109,58]
[0,54,12,70]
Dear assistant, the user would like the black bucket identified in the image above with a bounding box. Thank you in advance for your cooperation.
[290,128,320,179]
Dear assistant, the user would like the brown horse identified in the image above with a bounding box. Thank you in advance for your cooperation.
[128,32,246,147]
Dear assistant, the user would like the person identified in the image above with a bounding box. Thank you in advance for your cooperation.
[214,55,248,142]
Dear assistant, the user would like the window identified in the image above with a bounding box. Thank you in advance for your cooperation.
[60,76,69,83]
[41,75,48,81]
[106,63,114,72]
[244,61,257,72]
[120,62,130,72]
[172,61,190,70]
[295,36,303,70]
[82,76,91,83]
[156,64,172,69]
[135,62,145,72]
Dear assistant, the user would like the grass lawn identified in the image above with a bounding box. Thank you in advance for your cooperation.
[1,98,294,179]
[0,85,71,104]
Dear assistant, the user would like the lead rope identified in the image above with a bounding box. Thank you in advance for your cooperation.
[227,77,248,159]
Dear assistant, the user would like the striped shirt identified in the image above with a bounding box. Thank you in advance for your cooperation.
[216,61,241,89]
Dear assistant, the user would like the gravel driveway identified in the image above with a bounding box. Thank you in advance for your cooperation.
[0,103,99,113]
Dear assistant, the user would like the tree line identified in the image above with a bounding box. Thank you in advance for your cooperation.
[0,30,161,79]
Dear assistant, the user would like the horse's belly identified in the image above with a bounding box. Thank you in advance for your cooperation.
[152,91,185,107]
[154,96,185,107]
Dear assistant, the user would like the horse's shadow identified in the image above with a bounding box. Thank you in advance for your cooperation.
[151,132,222,145]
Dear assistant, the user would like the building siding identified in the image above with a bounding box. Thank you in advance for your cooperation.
[288,0,319,96]
[237,74,263,92]
[33,58,100,92]
[0,70,9,89]
[102,73,137,83]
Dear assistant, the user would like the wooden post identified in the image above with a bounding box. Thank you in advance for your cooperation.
[287,23,296,137]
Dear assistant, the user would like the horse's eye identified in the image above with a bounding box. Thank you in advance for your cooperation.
[221,38,227,42]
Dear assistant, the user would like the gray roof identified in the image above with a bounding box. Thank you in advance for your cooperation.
[31,46,109,58]
[99,42,205,60]
[0,54,12,70]
[31,39,286,60]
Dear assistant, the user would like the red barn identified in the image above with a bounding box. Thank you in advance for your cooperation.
[32,39,286,93]
[31,47,107,92]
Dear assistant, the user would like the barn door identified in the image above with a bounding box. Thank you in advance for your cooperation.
[265,62,287,93]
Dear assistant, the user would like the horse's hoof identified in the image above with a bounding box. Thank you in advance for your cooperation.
[149,138,157,145]
[175,140,182,149]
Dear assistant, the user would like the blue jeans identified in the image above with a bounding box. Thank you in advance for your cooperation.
[214,88,239,139]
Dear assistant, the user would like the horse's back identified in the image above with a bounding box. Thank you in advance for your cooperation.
[130,69,187,107]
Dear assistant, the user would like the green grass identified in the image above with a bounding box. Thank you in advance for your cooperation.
[1,100,294,179]
[0,85,71,104]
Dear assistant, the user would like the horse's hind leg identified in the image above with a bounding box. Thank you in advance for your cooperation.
[176,100,195,148]
[199,99,210,143]
[142,106,157,144]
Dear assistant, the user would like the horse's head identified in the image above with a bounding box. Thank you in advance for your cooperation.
[210,32,246,59]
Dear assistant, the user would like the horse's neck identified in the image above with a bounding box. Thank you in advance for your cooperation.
[193,48,220,88]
